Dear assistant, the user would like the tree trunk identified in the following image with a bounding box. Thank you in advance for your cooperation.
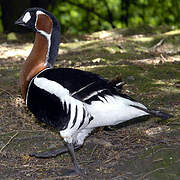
[121,0,129,27]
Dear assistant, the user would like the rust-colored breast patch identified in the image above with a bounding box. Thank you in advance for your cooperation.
[36,14,53,34]
[20,33,49,99]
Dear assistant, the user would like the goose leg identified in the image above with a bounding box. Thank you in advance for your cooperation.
[29,144,81,158]
[66,142,82,175]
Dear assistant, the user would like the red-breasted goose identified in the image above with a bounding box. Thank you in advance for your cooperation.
[15,7,173,176]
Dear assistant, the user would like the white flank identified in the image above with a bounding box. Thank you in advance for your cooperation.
[34,77,90,143]
[86,95,149,128]
[23,12,31,23]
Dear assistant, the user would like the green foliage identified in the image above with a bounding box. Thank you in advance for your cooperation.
[49,0,180,34]
[1,0,179,34]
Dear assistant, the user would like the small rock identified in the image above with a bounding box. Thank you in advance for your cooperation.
[73,38,79,42]
[92,58,102,63]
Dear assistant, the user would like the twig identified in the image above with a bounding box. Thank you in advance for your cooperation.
[90,144,98,157]
[0,87,15,98]
[0,132,19,153]
[153,147,176,154]
[0,130,48,136]
[80,160,94,164]
[139,167,165,179]
[111,174,129,180]
[168,122,180,126]
[160,54,167,63]
[150,38,165,50]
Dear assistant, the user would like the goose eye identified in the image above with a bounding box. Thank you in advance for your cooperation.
[23,12,31,23]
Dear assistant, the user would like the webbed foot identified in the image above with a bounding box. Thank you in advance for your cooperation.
[29,147,68,158]
[29,144,81,158]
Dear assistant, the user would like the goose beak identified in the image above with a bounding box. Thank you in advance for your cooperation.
[15,17,25,26]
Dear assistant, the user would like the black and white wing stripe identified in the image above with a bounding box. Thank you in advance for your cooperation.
[34,68,124,103]
[33,77,93,131]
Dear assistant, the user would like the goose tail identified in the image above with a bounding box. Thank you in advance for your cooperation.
[130,105,173,120]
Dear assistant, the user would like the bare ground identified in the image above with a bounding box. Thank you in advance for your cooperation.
[0,26,180,179]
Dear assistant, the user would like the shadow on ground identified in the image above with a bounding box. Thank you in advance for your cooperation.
[0,26,180,179]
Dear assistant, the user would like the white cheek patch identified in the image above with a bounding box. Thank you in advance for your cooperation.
[23,12,31,23]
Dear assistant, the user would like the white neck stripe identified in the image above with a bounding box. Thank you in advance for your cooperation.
[35,12,52,67]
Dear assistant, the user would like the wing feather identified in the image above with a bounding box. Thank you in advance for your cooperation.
[33,76,92,131]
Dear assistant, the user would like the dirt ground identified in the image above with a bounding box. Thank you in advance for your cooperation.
[0,27,180,179]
